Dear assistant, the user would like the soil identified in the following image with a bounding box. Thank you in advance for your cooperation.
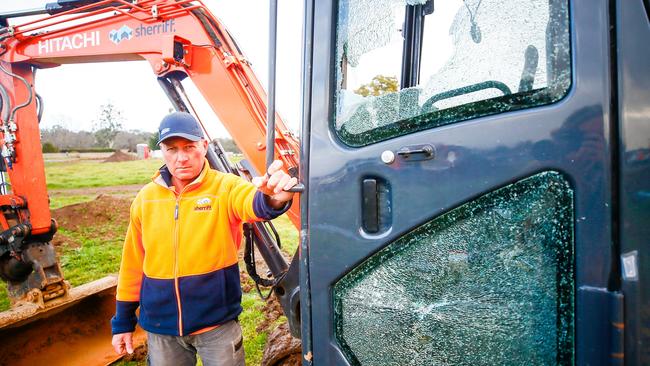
[120,343,148,363]
[102,151,137,163]
[50,231,82,254]
[51,195,131,233]
[256,297,283,333]
[49,184,142,198]
[262,322,302,366]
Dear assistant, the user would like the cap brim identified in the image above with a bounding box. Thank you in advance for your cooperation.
[157,133,203,145]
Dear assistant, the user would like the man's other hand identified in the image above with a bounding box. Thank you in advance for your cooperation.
[112,332,134,355]
[252,160,297,207]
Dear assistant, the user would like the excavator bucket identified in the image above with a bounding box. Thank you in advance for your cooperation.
[0,276,146,366]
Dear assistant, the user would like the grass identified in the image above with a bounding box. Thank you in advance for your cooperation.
[0,285,8,310]
[45,159,164,189]
[272,215,299,255]
[57,226,126,286]
[49,194,99,209]
[1,157,300,366]
[240,292,269,365]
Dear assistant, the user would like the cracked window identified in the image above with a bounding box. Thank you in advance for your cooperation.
[334,0,571,146]
[333,171,575,365]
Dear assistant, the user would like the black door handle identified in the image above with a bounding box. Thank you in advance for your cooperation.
[362,179,379,233]
[396,144,435,161]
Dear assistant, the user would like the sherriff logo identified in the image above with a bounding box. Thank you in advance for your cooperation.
[109,19,176,45]
[109,25,133,44]
[194,197,212,212]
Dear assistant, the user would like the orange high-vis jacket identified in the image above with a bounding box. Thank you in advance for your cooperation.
[111,160,289,336]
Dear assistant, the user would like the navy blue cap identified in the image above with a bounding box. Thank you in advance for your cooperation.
[157,112,204,144]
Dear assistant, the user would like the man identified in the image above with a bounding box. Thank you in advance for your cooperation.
[111,112,297,365]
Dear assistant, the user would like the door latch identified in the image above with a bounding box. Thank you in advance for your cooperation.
[396,144,435,161]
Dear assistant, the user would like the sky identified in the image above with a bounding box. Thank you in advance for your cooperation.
[0,1,304,139]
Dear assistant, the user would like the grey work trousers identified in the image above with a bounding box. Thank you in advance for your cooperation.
[146,320,245,366]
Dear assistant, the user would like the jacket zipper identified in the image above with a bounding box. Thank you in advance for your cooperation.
[173,196,183,336]
[166,178,201,337]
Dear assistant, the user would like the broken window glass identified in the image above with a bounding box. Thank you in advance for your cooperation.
[333,171,575,365]
[334,0,571,146]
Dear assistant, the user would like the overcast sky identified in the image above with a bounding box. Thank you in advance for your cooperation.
[0,1,303,139]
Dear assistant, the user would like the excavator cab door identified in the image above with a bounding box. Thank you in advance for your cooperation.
[300,0,628,364]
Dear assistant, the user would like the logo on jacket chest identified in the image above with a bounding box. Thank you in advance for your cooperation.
[194,197,212,212]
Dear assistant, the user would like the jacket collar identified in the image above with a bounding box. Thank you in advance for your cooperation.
[152,159,210,193]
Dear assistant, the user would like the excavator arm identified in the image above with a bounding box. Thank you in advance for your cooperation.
[0,1,302,364]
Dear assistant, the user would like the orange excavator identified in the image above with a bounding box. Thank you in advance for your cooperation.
[0,1,302,364]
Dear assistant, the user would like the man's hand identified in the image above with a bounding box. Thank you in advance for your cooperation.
[252,160,297,208]
[112,332,134,355]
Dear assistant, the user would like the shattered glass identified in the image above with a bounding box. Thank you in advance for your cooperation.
[334,0,571,146]
[337,0,427,67]
[334,172,575,365]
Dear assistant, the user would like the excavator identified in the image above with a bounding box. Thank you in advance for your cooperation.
[0,0,649,365]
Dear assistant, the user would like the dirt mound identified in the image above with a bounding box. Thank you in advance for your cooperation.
[258,296,302,366]
[52,194,131,233]
[102,150,137,163]
[262,322,302,366]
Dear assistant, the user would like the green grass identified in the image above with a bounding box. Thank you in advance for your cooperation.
[272,215,299,255]
[45,159,164,189]
[57,226,126,286]
[49,194,98,209]
[0,285,9,310]
[240,292,269,365]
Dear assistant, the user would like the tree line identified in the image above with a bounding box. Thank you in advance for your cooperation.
[41,102,240,154]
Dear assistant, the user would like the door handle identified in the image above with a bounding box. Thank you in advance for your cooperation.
[396,144,435,161]
[362,179,379,233]
[362,178,391,234]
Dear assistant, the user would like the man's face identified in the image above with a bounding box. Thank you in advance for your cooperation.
[160,137,208,183]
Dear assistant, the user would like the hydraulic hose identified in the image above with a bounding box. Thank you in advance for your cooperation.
[0,83,10,123]
[33,67,43,123]
[36,93,43,123]
[0,62,33,122]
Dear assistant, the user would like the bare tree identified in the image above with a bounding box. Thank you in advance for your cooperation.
[114,130,153,152]
[41,125,95,150]
[93,102,124,148]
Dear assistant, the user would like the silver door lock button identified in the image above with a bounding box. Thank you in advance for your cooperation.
[381,150,395,164]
